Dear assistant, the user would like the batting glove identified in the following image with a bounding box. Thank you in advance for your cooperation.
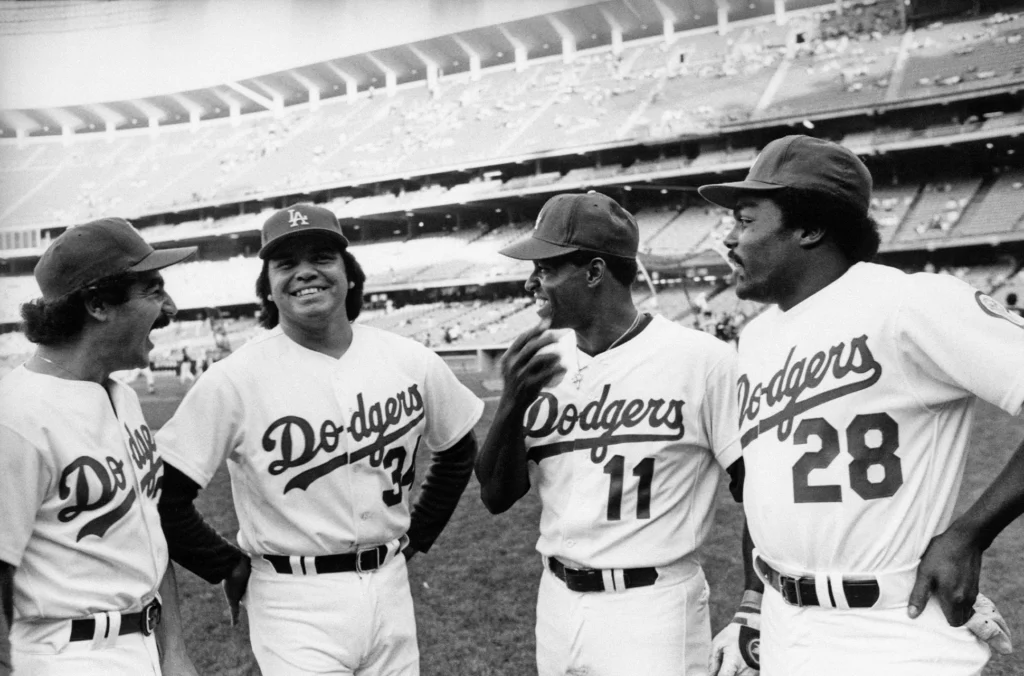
[966,593,1013,655]
[709,590,761,676]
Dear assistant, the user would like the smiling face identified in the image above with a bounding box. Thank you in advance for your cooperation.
[724,195,805,308]
[524,254,592,330]
[267,235,350,334]
[107,271,177,370]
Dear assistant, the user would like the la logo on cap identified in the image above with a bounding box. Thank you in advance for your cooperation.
[288,209,310,228]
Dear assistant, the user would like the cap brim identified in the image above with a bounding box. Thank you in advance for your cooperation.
[698,180,785,210]
[499,236,578,260]
[128,246,197,273]
[258,229,349,259]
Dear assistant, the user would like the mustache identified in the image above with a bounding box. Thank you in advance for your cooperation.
[152,314,172,331]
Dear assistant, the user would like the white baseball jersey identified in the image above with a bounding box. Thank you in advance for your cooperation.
[739,262,1024,574]
[156,324,483,556]
[524,314,741,569]
[0,367,168,623]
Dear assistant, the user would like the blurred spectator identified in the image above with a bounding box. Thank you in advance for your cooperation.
[178,348,197,388]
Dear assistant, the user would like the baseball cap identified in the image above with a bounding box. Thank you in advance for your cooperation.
[34,218,196,301]
[500,192,639,260]
[259,203,349,259]
[698,135,872,214]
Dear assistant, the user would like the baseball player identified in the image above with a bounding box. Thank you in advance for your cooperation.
[156,203,483,675]
[0,218,197,676]
[477,192,743,676]
[698,135,1024,675]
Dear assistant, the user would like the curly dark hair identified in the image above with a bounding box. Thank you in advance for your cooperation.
[775,187,881,263]
[21,273,139,345]
[255,248,366,329]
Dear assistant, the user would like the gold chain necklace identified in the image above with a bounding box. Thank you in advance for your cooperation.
[571,311,642,390]
[35,354,83,380]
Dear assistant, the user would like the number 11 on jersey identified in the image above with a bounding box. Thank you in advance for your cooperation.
[603,455,654,520]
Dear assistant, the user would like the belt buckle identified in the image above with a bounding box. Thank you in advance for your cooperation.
[780,575,803,606]
[356,546,380,573]
[141,598,162,636]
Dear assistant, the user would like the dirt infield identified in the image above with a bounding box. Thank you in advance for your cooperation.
[134,370,1024,676]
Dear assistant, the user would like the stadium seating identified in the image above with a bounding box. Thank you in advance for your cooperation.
[893,177,982,243]
[899,15,1024,101]
[1,6,1022,238]
[645,206,726,255]
[955,169,1024,236]
[1,1,1022,367]
[871,182,920,245]
[764,32,903,117]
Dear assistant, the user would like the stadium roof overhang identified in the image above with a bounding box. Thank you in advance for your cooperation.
[0,0,832,138]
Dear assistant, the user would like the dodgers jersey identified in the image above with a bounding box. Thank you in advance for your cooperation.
[738,263,1024,575]
[0,367,168,622]
[157,324,483,557]
[524,315,741,570]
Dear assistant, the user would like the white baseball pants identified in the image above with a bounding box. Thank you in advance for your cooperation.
[536,562,712,676]
[246,553,419,676]
[12,630,160,676]
[761,585,990,676]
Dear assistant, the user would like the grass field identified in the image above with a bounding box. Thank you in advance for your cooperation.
[136,368,1024,676]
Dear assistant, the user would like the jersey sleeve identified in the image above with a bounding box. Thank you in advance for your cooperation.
[700,347,743,470]
[155,366,243,488]
[419,349,484,451]
[897,273,1024,416]
[0,426,52,566]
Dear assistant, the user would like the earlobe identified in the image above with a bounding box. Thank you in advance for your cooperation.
[83,295,109,321]
[587,259,605,286]
[800,227,827,248]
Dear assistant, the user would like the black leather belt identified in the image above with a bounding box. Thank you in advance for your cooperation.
[756,557,880,608]
[69,598,162,642]
[264,545,389,575]
[548,558,659,593]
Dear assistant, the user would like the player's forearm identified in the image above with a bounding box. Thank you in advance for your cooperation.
[155,563,190,656]
[948,435,1024,552]
[406,432,477,553]
[159,464,244,584]
[475,398,531,514]
[742,522,764,593]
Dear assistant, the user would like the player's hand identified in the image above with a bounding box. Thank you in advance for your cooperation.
[709,623,759,676]
[499,320,566,406]
[966,593,1013,655]
[908,525,981,627]
[710,591,761,676]
[223,555,251,627]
